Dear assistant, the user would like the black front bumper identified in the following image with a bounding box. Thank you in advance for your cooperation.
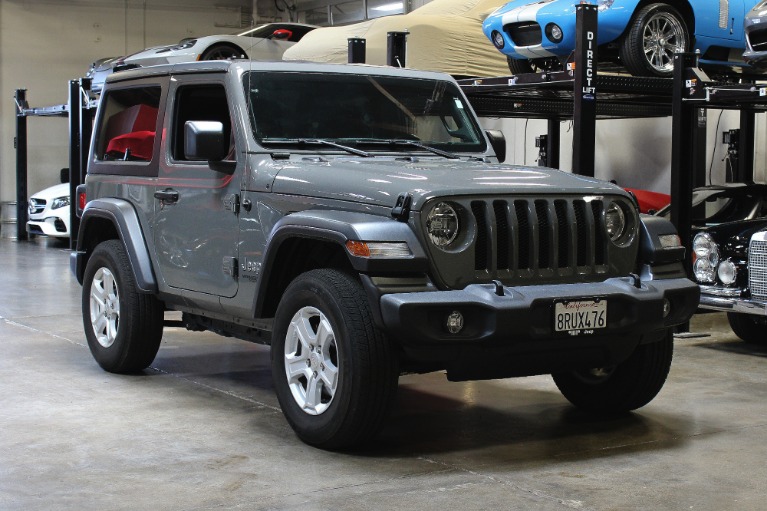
[376,276,699,379]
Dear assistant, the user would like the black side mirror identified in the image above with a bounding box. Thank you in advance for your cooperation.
[184,121,226,161]
[485,129,506,163]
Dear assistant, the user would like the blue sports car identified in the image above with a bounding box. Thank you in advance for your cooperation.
[482,0,760,77]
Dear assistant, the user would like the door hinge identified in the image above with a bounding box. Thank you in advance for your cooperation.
[223,193,240,214]
[222,256,238,279]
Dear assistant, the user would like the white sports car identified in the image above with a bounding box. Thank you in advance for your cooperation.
[87,23,316,92]
[27,182,71,238]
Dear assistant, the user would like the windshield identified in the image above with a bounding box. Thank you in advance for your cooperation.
[243,71,486,154]
[658,186,766,224]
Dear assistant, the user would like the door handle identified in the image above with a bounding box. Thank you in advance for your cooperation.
[154,189,179,203]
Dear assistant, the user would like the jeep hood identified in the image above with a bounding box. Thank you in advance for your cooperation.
[270,158,627,209]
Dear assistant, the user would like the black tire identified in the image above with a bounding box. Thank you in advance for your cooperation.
[507,56,560,75]
[619,3,689,77]
[271,269,399,449]
[552,330,673,413]
[82,239,163,373]
[508,56,535,75]
[727,312,767,344]
[200,44,245,61]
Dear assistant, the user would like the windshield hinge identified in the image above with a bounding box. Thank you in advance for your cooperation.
[391,193,412,222]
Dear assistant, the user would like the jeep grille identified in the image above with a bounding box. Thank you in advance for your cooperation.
[748,236,767,301]
[419,195,639,289]
[473,197,607,273]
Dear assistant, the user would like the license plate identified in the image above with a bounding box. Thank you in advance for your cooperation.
[554,299,607,334]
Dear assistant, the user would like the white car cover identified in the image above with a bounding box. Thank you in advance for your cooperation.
[283,0,510,77]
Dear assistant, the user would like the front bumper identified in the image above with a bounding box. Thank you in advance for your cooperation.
[26,218,69,238]
[378,276,698,378]
[699,287,767,316]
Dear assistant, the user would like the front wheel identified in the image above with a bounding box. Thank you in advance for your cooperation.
[727,313,767,344]
[271,269,399,449]
[619,3,689,77]
[82,239,164,373]
[507,56,561,75]
[200,44,245,61]
[552,330,673,413]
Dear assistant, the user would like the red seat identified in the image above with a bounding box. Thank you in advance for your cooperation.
[106,130,156,161]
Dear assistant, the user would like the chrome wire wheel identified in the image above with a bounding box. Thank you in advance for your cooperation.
[89,267,120,348]
[283,306,339,416]
[642,11,686,74]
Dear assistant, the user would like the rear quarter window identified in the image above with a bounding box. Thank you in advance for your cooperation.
[91,85,163,175]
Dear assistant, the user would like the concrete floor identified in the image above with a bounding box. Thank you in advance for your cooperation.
[1,238,766,511]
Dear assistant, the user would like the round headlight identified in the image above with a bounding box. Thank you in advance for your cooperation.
[605,201,627,242]
[694,258,716,283]
[491,30,505,49]
[693,232,720,266]
[545,23,563,43]
[426,202,459,248]
[717,260,737,285]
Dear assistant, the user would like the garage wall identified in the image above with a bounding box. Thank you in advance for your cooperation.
[0,0,250,203]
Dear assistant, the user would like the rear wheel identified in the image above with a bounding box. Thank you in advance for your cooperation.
[82,240,164,373]
[727,313,767,344]
[619,3,689,77]
[552,330,673,413]
[271,269,399,449]
[200,44,245,60]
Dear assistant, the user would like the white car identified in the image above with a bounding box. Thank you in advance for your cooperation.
[27,183,71,238]
[87,23,316,93]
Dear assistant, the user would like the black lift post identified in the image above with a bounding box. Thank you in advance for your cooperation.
[14,89,29,241]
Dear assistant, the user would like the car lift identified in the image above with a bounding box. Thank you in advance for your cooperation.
[13,78,95,247]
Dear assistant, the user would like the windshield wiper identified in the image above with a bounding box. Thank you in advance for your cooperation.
[362,139,461,159]
[261,138,373,158]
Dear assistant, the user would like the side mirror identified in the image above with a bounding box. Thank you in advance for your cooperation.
[485,129,506,163]
[184,121,226,161]
[270,29,293,40]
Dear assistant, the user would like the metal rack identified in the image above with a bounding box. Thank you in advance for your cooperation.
[13,79,96,246]
[457,6,767,275]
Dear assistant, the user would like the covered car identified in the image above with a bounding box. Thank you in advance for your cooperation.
[282,0,511,77]
[483,0,760,77]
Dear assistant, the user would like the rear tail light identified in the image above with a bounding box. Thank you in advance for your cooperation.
[76,184,87,218]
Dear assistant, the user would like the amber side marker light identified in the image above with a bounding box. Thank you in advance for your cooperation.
[345,240,412,258]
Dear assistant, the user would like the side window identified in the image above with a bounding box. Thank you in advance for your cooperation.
[172,84,234,162]
[95,86,161,162]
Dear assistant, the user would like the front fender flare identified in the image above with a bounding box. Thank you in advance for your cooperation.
[254,209,429,316]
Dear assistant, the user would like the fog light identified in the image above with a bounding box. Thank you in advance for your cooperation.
[717,260,737,285]
[545,23,563,43]
[446,311,464,334]
[662,298,671,318]
[491,30,505,49]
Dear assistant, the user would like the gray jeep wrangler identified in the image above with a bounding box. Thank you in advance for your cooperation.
[71,60,699,449]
